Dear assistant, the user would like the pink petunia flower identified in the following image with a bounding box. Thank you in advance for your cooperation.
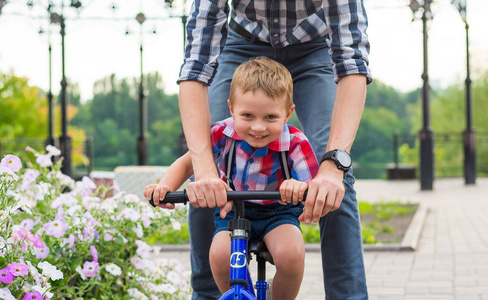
[8,262,29,276]
[13,228,45,249]
[63,234,77,251]
[43,218,68,238]
[131,256,145,270]
[19,219,35,231]
[22,291,44,300]
[21,169,40,191]
[90,245,98,262]
[0,268,14,284]
[82,261,99,278]
[35,246,50,259]
[1,155,22,172]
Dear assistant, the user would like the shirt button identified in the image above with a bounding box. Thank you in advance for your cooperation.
[274,18,278,23]
[273,33,279,37]
[244,185,249,190]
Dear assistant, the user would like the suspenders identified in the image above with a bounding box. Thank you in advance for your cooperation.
[225,139,291,190]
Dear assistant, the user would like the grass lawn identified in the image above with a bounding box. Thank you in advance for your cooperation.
[147,201,418,245]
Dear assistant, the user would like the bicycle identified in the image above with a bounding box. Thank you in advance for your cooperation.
[150,189,303,300]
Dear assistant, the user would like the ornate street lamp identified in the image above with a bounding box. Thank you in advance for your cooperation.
[452,0,476,185]
[40,8,55,148]
[135,12,148,166]
[410,0,435,190]
[46,0,82,176]
[0,0,7,15]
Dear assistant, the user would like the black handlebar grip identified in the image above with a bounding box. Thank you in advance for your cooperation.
[149,189,308,207]
[149,190,188,207]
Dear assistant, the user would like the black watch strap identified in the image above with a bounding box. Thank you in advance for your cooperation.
[320,149,351,173]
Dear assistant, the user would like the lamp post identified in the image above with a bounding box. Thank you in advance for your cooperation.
[0,0,6,15]
[179,14,188,155]
[42,12,55,147]
[410,0,434,190]
[45,40,55,147]
[136,12,148,165]
[47,0,82,176]
[49,10,72,175]
[452,0,476,185]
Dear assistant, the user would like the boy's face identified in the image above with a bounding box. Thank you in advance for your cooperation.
[228,88,294,150]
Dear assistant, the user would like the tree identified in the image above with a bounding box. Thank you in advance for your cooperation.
[400,71,488,177]
[0,72,47,139]
[0,71,88,173]
[72,72,182,170]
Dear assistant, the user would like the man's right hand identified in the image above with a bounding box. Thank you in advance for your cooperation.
[187,174,230,209]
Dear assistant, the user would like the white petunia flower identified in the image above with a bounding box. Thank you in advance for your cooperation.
[160,283,177,295]
[32,284,54,299]
[128,288,148,300]
[135,240,151,259]
[105,263,122,276]
[172,221,181,231]
[123,194,141,204]
[75,265,87,280]
[166,271,181,285]
[121,208,141,222]
[133,223,143,238]
[46,145,61,156]
[0,287,16,300]
[38,261,63,280]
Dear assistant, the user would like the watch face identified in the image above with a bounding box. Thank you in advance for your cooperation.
[336,150,352,168]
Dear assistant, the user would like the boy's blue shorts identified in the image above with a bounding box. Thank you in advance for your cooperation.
[214,202,304,241]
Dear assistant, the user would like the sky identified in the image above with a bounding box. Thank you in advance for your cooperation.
[0,0,487,103]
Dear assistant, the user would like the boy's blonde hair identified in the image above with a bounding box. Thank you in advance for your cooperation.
[229,57,293,109]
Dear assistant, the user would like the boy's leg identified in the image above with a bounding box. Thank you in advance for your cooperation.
[284,41,368,299]
[263,224,305,300]
[188,29,273,300]
[209,231,232,293]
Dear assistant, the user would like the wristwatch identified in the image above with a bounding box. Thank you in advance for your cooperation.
[320,149,352,173]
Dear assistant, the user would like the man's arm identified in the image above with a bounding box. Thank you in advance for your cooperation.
[179,81,228,208]
[301,74,367,224]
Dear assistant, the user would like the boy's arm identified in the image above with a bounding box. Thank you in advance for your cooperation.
[143,152,193,207]
[279,132,319,206]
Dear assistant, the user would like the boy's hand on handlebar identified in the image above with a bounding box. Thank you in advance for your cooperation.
[279,179,308,205]
[187,176,232,208]
[299,161,345,224]
[144,184,175,209]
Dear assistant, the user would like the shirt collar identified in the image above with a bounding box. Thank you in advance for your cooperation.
[222,117,291,153]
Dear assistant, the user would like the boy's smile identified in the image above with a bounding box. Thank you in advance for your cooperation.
[229,88,294,150]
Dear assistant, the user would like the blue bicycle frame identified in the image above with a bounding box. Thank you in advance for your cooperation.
[220,198,268,300]
[149,190,300,300]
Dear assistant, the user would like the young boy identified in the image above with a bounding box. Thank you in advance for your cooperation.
[144,57,318,299]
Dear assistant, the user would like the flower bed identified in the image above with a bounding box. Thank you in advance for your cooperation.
[0,146,191,299]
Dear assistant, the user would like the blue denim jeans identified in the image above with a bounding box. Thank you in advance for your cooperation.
[214,202,303,241]
[188,28,368,300]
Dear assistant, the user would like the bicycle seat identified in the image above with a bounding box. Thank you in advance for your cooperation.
[249,240,274,265]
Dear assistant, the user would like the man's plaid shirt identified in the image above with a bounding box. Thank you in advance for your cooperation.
[178,0,371,85]
[210,117,319,205]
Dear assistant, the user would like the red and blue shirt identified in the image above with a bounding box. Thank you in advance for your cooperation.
[210,117,319,205]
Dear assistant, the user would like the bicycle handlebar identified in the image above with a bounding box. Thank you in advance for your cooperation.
[149,190,308,207]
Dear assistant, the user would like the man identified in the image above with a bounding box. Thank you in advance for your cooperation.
[177,0,372,299]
